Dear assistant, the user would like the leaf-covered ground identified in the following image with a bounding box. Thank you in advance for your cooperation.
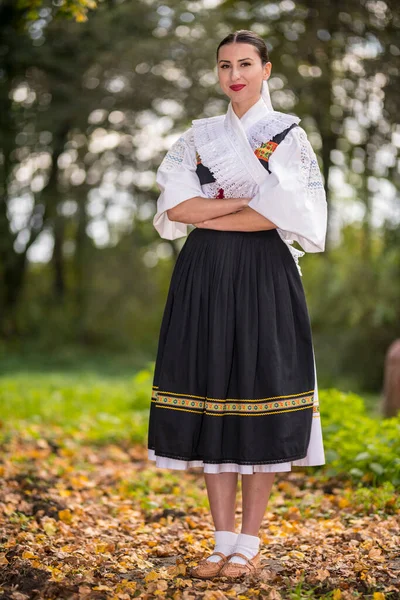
[0,427,399,600]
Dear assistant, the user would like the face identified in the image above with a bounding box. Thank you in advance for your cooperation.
[217,42,272,104]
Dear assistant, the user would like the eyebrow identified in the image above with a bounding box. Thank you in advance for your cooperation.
[218,57,253,63]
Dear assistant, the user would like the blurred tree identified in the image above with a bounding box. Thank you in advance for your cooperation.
[15,0,98,26]
[0,0,399,392]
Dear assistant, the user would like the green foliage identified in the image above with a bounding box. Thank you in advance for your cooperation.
[0,365,156,445]
[342,481,400,515]
[319,388,400,487]
[1,367,399,488]
[302,223,400,393]
[16,0,98,24]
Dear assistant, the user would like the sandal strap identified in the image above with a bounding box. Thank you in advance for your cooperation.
[198,550,228,565]
[228,552,254,571]
[209,551,227,561]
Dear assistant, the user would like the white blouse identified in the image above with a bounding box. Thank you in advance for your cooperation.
[153,96,328,275]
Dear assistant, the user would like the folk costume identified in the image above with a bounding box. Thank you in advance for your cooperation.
[148,80,328,474]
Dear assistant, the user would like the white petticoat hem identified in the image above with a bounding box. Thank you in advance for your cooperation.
[148,352,325,474]
[147,405,325,473]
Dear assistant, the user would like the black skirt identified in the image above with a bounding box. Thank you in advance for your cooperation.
[148,227,315,467]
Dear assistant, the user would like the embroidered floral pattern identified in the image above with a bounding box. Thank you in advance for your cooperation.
[151,386,319,417]
[254,140,278,163]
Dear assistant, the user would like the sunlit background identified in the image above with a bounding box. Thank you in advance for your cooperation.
[1,0,399,400]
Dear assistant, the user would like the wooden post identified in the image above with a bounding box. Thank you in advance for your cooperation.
[381,339,400,418]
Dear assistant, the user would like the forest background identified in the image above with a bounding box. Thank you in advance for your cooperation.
[1,0,400,399]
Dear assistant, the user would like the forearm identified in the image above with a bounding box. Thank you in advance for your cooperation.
[167,196,248,223]
[196,206,277,231]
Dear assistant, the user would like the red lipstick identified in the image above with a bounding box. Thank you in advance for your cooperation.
[230,84,246,91]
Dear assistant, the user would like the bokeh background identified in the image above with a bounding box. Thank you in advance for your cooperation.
[1,0,400,414]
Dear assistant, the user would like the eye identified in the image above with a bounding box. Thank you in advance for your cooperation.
[220,62,251,69]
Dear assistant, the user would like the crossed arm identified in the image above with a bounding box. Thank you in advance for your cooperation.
[167,196,277,232]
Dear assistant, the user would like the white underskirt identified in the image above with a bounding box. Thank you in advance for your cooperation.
[148,351,325,474]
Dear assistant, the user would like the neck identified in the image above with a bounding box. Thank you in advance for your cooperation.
[231,94,262,119]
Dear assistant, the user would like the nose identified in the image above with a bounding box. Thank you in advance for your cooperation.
[231,67,242,81]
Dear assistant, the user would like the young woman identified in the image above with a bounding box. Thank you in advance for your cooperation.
[147,30,328,580]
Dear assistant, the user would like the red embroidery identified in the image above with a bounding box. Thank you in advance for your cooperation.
[216,188,225,199]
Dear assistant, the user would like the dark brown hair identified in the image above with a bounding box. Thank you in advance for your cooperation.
[216,30,269,65]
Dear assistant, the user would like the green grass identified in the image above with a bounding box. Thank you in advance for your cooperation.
[0,361,155,445]
[1,350,398,487]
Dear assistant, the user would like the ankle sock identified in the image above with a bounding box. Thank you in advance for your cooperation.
[228,532,260,565]
[207,530,238,563]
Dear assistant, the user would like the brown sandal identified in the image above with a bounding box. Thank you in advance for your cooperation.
[189,551,231,579]
[218,551,261,578]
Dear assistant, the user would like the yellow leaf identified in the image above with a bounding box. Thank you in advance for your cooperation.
[93,585,114,591]
[288,550,305,560]
[0,554,8,565]
[144,570,159,583]
[184,517,197,529]
[332,590,342,600]
[58,509,73,524]
[22,551,38,559]
[176,563,186,575]
[373,594,385,600]
[338,497,350,508]
[58,489,72,498]
[43,520,57,536]
[49,567,64,581]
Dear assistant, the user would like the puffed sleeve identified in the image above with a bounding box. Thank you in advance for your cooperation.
[247,126,328,253]
[153,127,206,240]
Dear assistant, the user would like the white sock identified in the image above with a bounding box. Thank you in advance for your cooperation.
[228,532,260,565]
[206,530,238,563]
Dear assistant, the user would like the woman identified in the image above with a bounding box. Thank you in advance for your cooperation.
[147,30,328,580]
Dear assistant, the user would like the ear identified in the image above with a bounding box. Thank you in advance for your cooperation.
[263,62,272,79]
